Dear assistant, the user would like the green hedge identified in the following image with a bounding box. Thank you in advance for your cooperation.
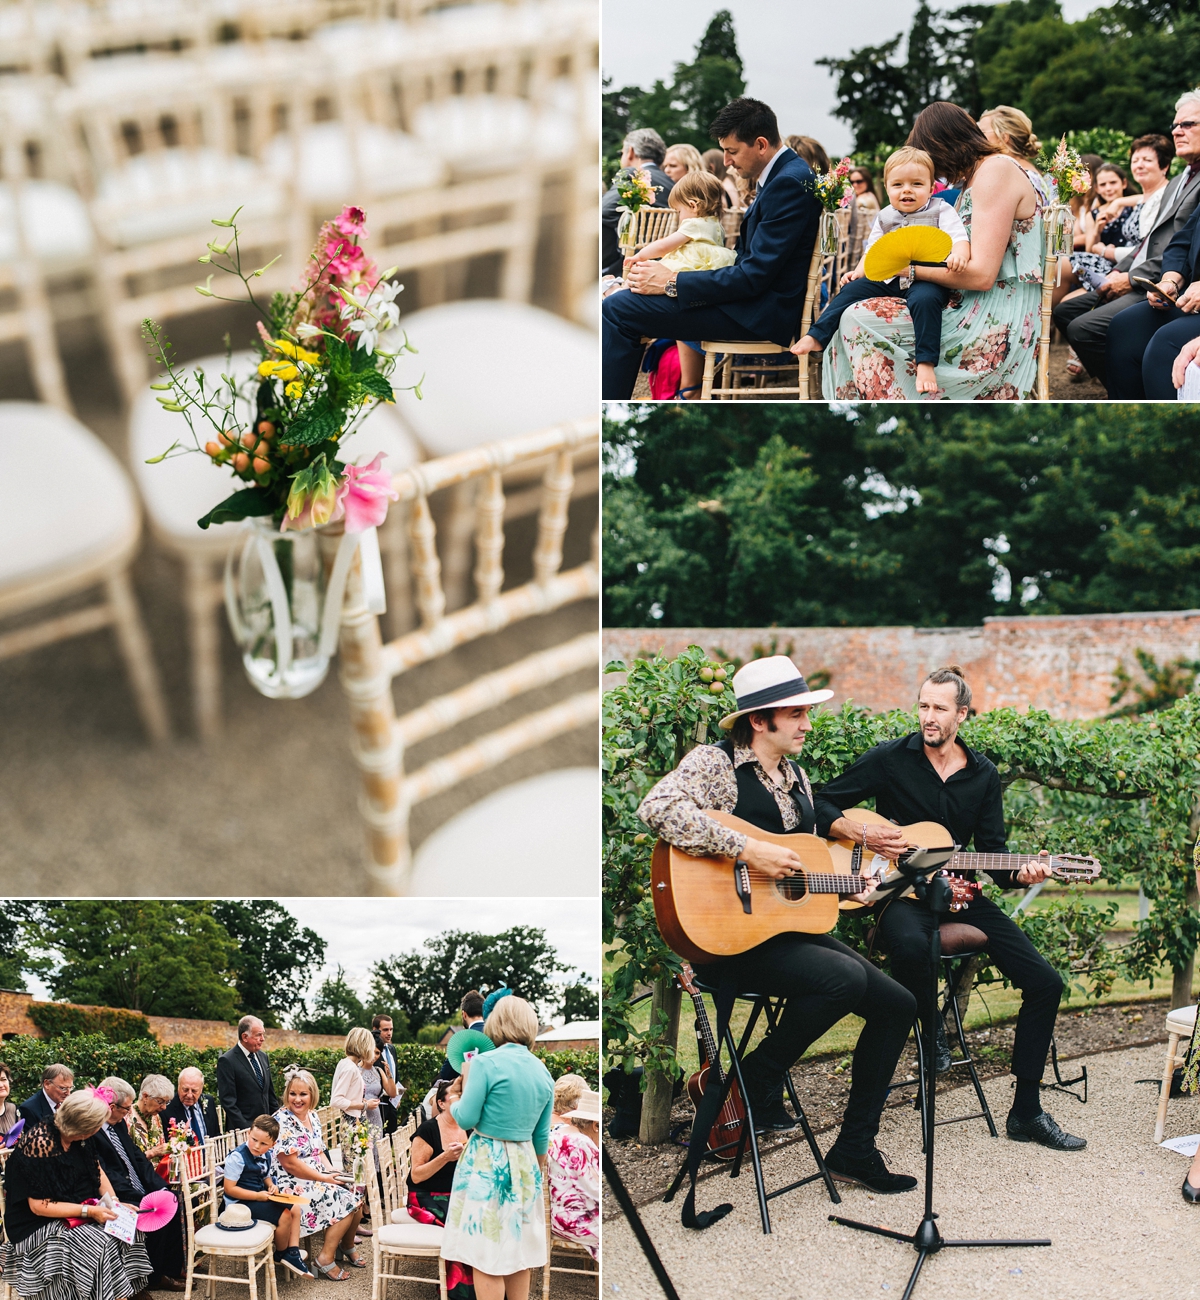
[26,1004,152,1043]
[0,1035,599,1122]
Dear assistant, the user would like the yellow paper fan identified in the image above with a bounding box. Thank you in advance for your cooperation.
[863,225,954,282]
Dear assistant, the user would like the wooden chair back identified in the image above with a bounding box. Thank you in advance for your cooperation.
[178,1140,218,1236]
[720,207,742,249]
[1038,207,1074,401]
[627,205,677,254]
[540,1172,596,1299]
[798,205,851,399]
[337,417,599,892]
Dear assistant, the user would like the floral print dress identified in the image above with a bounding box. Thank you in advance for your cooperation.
[823,158,1047,401]
[547,1124,598,1260]
[271,1108,362,1234]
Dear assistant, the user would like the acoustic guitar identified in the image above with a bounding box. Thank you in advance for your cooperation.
[829,808,1101,912]
[678,961,745,1160]
[651,811,872,963]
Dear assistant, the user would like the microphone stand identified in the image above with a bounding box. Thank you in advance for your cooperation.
[829,848,1051,1300]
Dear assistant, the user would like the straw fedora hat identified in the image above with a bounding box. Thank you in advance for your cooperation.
[563,1089,601,1123]
[215,1203,256,1231]
[718,655,833,731]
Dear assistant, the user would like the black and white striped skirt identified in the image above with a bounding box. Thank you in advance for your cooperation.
[0,1220,153,1300]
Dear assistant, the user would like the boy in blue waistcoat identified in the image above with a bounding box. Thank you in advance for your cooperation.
[223,1114,311,1278]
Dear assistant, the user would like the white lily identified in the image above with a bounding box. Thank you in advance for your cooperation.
[339,279,405,354]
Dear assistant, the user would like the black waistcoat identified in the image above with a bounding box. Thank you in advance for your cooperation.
[716,740,815,834]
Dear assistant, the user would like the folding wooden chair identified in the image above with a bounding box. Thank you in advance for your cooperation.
[540,1170,597,1299]
[365,1141,448,1300]
[1038,206,1075,400]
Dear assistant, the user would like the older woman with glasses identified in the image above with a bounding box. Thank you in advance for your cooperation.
[128,1074,173,1166]
[0,1061,19,1136]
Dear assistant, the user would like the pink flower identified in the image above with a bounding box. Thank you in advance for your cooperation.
[334,206,369,238]
[336,453,399,533]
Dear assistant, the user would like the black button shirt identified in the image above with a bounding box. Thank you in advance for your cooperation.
[813,733,1018,886]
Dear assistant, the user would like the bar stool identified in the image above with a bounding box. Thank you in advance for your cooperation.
[663,975,840,1235]
[928,920,998,1138]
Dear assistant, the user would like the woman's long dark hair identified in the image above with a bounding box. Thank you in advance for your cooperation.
[1095,162,1132,197]
[907,102,999,186]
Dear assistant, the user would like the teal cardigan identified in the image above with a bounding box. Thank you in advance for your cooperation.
[450,1043,555,1154]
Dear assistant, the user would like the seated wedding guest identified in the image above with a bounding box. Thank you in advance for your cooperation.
[163,1067,221,1143]
[0,1088,152,1300]
[663,143,704,183]
[406,1080,473,1300]
[96,1077,186,1293]
[702,148,740,209]
[1070,163,1135,288]
[601,128,674,277]
[978,105,1040,165]
[441,996,554,1300]
[128,1075,173,1166]
[547,1076,598,1261]
[331,1027,396,1139]
[630,170,739,398]
[1106,197,1200,396]
[222,1114,311,1279]
[0,1061,19,1135]
[272,1069,365,1280]
[786,134,830,175]
[849,165,880,215]
[603,96,820,400]
[823,100,1048,400]
[1054,91,1200,386]
[18,1064,73,1124]
[792,145,969,395]
[846,164,881,269]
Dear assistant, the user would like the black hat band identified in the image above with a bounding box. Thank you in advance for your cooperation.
[735,677,811,712]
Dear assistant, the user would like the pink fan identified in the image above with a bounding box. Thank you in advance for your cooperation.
[137,1189,178,1231]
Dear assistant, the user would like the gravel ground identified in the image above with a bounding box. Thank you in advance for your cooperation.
[0,313,598,892]
[602,1042,1197,1300]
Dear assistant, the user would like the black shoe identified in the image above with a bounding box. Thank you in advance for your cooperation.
[823,1145,918,1194]
[1005,1109,1086,1151]
[934,1021,952,1074]
[738,1050,799,1133]
[749,1096,799,1133]
[1183,1176,1200,1204]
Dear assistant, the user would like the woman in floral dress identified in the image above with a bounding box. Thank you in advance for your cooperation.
[546,1077,598,1261]
[272,1070,365,1280]
[824,101,1047,401]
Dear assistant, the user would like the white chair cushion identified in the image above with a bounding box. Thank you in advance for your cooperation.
[263,122,445,202]
[412,95,571,171]
[0,402,138,590]
[94,150,287,247]
[375,1221,444,1251]
[194,1220,275,1250]
[1167,1004,1197,1035]
[0,181,94,268]
[390,301,595,456]
[130,350,420,549]
[409,767,598,896]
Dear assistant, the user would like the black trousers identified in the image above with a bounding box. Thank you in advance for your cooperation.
[874,894,1063,1083]
[1105,300,1200,398]
[1052,288,1147,386]
[145,1198,186,1279]
[709,931,916,1158]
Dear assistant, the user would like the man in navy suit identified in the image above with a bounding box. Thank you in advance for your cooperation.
[162,1066,222,1143]
[18,1063,73,1124]
[602,97,821,400]
[216,1016,279,1131]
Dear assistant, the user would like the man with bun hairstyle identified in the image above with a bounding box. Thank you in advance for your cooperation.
[814,666,1084,1151]
[638,655,919,1197]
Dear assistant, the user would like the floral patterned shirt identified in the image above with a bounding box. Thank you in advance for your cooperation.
[637,743,814,858]
[547,1123,598,1260]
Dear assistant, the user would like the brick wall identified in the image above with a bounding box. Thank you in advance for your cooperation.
[0,990,343,1050]
[603,609,1200,719]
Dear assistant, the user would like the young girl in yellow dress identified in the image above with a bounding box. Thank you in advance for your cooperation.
[628,170,737,398]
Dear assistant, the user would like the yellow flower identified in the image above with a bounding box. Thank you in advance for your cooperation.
[272,339,320,365]
[258,359,299,381]
[285,380,304,400]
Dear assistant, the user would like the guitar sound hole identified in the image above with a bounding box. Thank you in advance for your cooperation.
[775,876,808,901]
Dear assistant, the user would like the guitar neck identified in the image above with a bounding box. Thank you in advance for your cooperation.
[686,990,723,1077]
[948,852,1054,873]
[804,873,870,894]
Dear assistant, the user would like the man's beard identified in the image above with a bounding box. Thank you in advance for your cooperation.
[923,725,951,748]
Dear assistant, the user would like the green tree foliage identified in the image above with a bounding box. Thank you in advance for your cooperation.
[209,901,327,1029]
[557,976,600,1023]
[0,902,42,991]
[604,649,1200,1079]
[368,928,569,1034]
[604,404,1200,629]
[824,0,1200,152]
[297,965,368,1036]
[602,10,746,157]
[33,902,241,1022]
[26,1004,152,1042]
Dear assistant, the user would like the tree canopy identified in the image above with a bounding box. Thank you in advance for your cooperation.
[604,403,1200,629]
[368,927,569,1033]
[209,901,327,1028]
[297,965,369,1037]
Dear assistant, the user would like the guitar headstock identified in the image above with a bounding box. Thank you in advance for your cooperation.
[677,961,700,995]
[1050,854,1102,881]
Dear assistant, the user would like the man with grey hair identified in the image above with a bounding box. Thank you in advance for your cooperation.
[1054,88,1200,386]
[164,1066,222,1142]
[217,1015,278,1130]
[18,1063,73,1124]
[601,127,675,277]
[95,1077,186,1291]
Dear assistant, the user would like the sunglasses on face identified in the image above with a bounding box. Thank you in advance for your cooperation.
[1173,121,1200,132]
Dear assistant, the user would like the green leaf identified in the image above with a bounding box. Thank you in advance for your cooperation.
[196,488,275,530]
[143,441,180,464]
[356,370,394,400]
[327,337,352,380]
[285,405,342,448]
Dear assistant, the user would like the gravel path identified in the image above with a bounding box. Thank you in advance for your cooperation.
[602,1043,1197,1299]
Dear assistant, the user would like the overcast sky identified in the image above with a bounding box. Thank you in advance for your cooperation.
[603,0,1104,156]
[25,899,599,1018]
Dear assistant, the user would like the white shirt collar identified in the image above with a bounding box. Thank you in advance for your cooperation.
[239,1042,256,1060]
[42,1089,59,1111]
[756,146,785,191]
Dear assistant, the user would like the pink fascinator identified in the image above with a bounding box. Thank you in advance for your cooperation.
[90,1086,116,1106]
[137,1189,178,1231]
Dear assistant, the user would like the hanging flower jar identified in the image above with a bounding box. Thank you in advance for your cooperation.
[614,167,657,253]
[143,203,414,699]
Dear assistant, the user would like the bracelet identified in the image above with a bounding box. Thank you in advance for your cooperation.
[860,822,868,848]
